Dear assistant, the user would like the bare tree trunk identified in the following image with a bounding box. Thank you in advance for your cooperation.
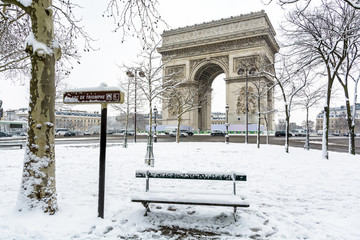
[351,78,358,150]
[176,116,181,143]
[304,107,310,150]
[322,105,329,159]
[256,94,261,148]
[344,94,355,154]
[145,105,154,167]
[257,111,261,149]
[123,108,129,148]
[265,116,270,145]
[18,0,60,214]
[285,104,290,153]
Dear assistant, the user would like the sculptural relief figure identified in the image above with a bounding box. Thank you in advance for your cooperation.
[236,95,245,115]
[167,96,178,117]
[236,86,257,114]
[248,87,257,114]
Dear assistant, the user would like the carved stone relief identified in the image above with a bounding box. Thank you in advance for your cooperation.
[167,96,179,117]
[212,55,229,70]
[233,56,258,74]
[161,37,265,60]
[189,55,229,77]
[162,18,265,46]
[190,58,205,74]
[236,86,257,115]
[165,65,186,79]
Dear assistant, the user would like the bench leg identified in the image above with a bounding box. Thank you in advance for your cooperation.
[142,202,151,216]
[233,207,237,222]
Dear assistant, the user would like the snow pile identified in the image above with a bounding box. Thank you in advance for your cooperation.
[0,142,359,239]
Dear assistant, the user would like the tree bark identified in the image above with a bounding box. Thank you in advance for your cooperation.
[285,113,290,153]
[344,97,355,155]
[176,116,181,143]
[257,97,261,149]
[18,0,59,214]
[304,107,310,150]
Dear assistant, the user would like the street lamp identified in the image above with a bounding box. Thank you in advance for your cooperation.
[126,69,145,143]
[153,106,158,143]
[225,104,229,144]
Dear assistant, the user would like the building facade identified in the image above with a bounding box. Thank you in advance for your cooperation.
[211,112,226,125]
[2,108,101,134]
[55,110,101,133]
[316,103,360,135]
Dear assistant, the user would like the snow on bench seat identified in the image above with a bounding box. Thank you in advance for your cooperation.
[132,169,249,220]
[131,191,250,207]
[135,170,247,181]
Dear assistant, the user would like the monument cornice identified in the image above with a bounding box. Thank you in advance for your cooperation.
[159,34,278,60]
[161,10,276,37]
[159,28,279,52]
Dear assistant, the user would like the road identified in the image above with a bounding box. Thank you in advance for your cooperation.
[1,134,359,154]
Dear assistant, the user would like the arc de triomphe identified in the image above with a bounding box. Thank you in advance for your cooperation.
[158,10,279,131]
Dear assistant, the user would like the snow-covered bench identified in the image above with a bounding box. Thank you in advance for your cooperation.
[131,170,249,220]
[0,143,23,149]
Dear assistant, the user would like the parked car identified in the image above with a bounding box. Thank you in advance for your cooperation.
[0,132,12,137]
[126,130,135,136]
[169,130,188,137]
[210,130,225,136]
[291,129,306,137]
[56,130,68,136]
[64,131,76,136]
[275,131,292,137]
[180,129,194,136]
[55,129,69,136]
[83,131,91,135]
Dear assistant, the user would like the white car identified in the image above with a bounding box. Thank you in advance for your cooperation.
[56,130,68,136]
[169,130,188,137]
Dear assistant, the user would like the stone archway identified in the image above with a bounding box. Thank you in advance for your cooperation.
[192,60,227,131]
[159,11,279,131]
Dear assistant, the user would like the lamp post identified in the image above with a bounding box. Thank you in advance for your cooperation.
[225,104,229,144]
[153,106,158,143]
[237,67,249,144]
[0,99,3,121]
[126,69,145,143]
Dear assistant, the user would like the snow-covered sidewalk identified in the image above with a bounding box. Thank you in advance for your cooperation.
[0,142,359,239]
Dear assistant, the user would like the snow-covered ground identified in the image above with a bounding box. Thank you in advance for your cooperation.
[0,142,359,239]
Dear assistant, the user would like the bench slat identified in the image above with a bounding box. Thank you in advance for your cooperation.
[131,192,250,208]
[135,170,246,181]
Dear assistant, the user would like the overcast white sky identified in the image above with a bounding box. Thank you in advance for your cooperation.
[0,0,353,125]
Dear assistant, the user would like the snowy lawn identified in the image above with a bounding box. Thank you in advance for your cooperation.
[0,142,359,239]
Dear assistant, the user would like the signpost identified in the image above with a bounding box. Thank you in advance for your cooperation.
[63,83,124,219]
